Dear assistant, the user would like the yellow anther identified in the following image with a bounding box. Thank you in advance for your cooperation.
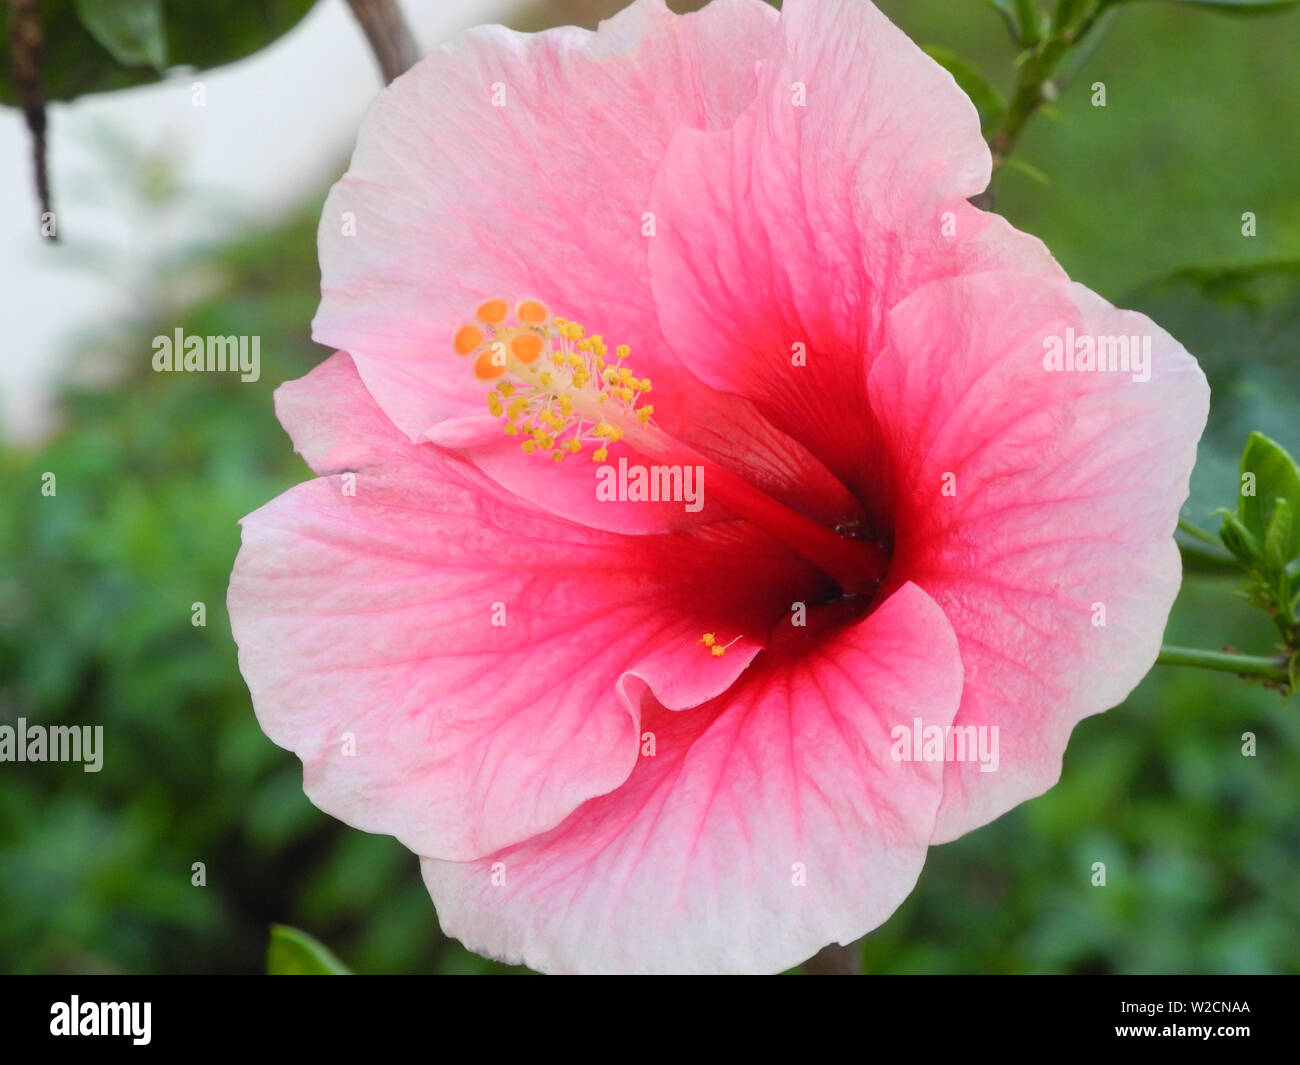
[711,645,726,657]
[457,299,654,466]
[700,633,716,647]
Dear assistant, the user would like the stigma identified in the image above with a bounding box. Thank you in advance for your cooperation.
[452,299,653,465]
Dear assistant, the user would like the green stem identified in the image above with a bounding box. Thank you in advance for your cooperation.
[1156,645,1289,684]
[1177,516,1220,546]
[980,6,1114,186]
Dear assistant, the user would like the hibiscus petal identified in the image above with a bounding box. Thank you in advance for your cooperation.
[228,353,821,861]
[421,582,964,974]
[313,0,780,442]
[647,0,1062,498]
[868,272,1209,843]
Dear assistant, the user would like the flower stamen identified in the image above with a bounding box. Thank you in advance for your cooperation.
[451,300,890,596]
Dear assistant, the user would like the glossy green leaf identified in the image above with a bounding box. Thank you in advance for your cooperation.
[1239,432,1300,565]
[73,0,167,72]
[1263,498,1294,579]
[0,0,318,105]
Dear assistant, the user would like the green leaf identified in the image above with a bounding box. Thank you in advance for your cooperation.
[1240,432,1300,565]
[0,1,318,105]
[267,924,352,975]
[1263,497,1295,573]
[922,46,1007,131]
[74,0,167,72]
[1216,509,1263,568]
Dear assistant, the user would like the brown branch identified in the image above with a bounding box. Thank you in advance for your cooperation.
[9,0,54,240]
[344,0,419,86]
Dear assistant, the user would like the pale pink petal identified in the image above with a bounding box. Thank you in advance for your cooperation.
[647,0,1062,497]
[867,273,1209,842]
[229,353,822,861]
[422,582,963,974]
[314,0,780,442]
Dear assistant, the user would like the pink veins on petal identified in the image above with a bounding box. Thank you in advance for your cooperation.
[227,0,1209,973]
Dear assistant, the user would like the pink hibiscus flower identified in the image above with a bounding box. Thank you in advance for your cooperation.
[228,0,1208,973]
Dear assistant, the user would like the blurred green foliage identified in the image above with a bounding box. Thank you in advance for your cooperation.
[1,0,1298,974]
